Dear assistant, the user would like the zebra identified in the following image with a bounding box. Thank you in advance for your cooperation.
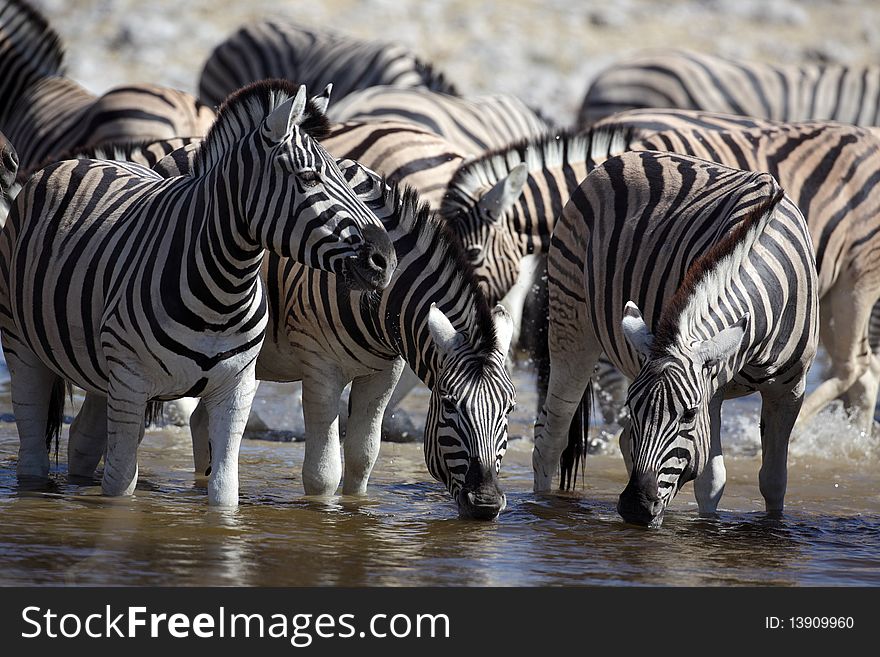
[198,18,457,109]
[189,179,516,518]
[328,86,551,157]
[0,80,396,506]
[582,118,880,433]
[533,150,819,526]
[579,49,880,128]
[0,0,215,175]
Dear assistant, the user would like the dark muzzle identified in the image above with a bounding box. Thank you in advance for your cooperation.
[457,457,505,520]
[345,224,396,291]
[617,470,665,527]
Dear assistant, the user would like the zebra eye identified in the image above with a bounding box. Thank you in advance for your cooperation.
[466,245,484,263]
[507,400,516,414]
[495,459,501,474]
[441,395,457,412]
[298,168,320,187]
[680,407,698,424]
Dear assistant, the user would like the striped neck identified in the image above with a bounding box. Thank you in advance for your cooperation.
[377,187,497,388]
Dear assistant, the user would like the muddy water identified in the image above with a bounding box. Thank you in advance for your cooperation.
[1,360,878,587]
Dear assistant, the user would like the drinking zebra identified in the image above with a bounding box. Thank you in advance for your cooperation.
[579,49,880,127]
[328,86,551,157]
[0,131,17,223]
[0,80,396,506]
[533,150,819,526]
[0,0,215,175]
[582,119,880,433]
[198,18,457,109]
[189,178,516,518]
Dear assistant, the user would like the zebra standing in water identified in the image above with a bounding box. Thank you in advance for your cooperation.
[187,179,516,518]
[0,80,396,506]
[0,0,215,175]
[579,49,880,127]
[533,151,818,526]
[329,86,551,156]
[198,18,457,108]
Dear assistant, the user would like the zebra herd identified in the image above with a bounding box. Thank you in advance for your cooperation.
[0,0,876,526]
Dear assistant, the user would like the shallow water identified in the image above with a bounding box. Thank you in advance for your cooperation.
[1,359,878,587]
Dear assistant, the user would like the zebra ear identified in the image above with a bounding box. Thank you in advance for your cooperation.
[695,313,749,365]
[310,83,333,116]
[621,301,654,358]
[265,85,308,141]
[428,303,464,357]
[492,304,514,354]
[477,162,529,224]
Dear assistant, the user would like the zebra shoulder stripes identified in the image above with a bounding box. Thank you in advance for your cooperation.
[329,86,551,157]
[533,150,818,526]
[579,49,880,127]
[198,18,457,109]
[0,0,215,175]
[0,80,396,506]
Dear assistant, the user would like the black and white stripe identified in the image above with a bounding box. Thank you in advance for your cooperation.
[198,18,457,109]
[579,49,880,127]
[329,86,551,157]
[533,150,818,526]
[0,0,215,175]
[0,80,396,507]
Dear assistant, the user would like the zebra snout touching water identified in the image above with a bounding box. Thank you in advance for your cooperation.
[534,151,818,527]
[191,175,516,519]
[0,80,395,506]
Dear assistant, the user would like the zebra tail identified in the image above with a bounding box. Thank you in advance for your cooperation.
[145,401,165,428]
[45,379,70,465]
[559,384,592,490]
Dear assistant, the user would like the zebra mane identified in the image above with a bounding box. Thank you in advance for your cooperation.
[442,128,634,212]
[413,59,459,96]
[193,79,331,175]
[380,181,498,355]
[0,0,66,120]
[651,182,786,357]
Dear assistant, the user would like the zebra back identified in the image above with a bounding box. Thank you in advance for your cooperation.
[322,120,466,208]
[198,19,458,108]
[579,49,880,127]
[329,86,550,157]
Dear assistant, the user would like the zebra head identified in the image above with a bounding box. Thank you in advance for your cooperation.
[425,303,516,520]
[222,81,396,291]
[617,301,748,526]
[0,130,18,226]
[443,162,529,304]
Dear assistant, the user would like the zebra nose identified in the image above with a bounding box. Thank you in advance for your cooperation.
[617,470,665,527]
[458,457,505,520]
[345,225,397,291]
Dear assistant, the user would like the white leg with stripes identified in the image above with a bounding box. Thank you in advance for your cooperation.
[5,340,59,481]
[343,359,405,495]
[759,382,806,514]
[102,368,149,497]
[301,364,347,496]
[694,393,726,515]
[200,362,259,507]
[68,393,108,479]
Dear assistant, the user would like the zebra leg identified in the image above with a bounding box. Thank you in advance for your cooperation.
[301,364,347,496]
[4,342,62,481]
[189,399,211,478]
[380,366,422,438]
[840,353,880,431]
[758,382,806,515]
[797,282,873,431]
[618,417,633,476]
[342,359,405,495]
[532,343,602,492]
[693,393,726,515]
[68,392,108,479]
[200,365,259,507]
[102,373,149,497]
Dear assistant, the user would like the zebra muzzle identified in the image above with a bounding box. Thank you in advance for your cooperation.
[345,225,397,291]
[617,470,666,527]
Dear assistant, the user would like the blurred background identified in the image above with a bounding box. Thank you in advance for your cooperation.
[32,0,880,125]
